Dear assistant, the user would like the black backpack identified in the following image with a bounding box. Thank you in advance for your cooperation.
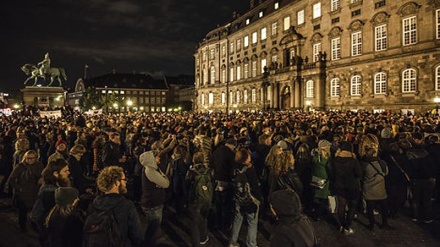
[83,202,123,247]
[232,166,257,207]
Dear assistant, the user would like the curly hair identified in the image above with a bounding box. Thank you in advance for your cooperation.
[265,145,282,170]
[96,166,124,193]
[274,151,295,176]
[358,133,379,158]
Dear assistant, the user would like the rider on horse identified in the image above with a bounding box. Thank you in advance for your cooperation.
[37,53,51,80]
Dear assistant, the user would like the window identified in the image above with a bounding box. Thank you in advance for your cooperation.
[306,80,314,98]
[270,23,277,37]
[351,75,362,96]
[351,31,362,56]
[261,27,267,40]
[297,10,305,25]
[272,55,278,62]
[236,90,240,103]
[244,36,249,48]
[403,16,417,45]
[437,66,440,91]
[313,2,321,19]
[313,43,321,62]
[250,89,255,103]
[222,45,226,57]
[244,90,248,103]
[274,2,279,9]
[208,93,214,105]
[244,63,249,79]
[221,92,226,105]
[331,0,340,11]
[375,24,387,51]
[229,67,234,82]
[330,78,340,97]
[402,68,416,93]
[202,51,207,61]
[201,94,205,105]
[252,60,257,77]
[237,65,241,80]
[252,31,258,44]
[374,72,387,94]
[236,39,241,51]
[261,58,267,73]
[437,10,440,39]
[210,49,215,60]
[222,68,226,83]
[203,68,208,85]
[283,16,290,31]
[246,18,250,25]
[331,37,341,60]
[210,66,215,84]
[230,41,234,54]
[259,11,264,18]
[230,91,234,104]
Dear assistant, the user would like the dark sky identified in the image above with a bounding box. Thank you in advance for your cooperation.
[0,0,249,94]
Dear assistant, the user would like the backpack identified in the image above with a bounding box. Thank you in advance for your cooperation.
[83,203,123,247]
[232,166,258,207]
[191,166,213,203]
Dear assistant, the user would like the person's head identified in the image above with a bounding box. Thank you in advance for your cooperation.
[339,141,354,153]
[69,144,86,158]
[269,189,302,218]
[225,138,237,151]
[22,150,38,165]
[41,159,71,187]
[45,187,79,227]
[274,151,295,176]
[317,139,332,159]
[358,134,379,158]
[110,132,121,144]
[96,166,127,194]
[258,134,271,146]
[192,152,205,166]
[15,137,30,153]
[235,148,251,166]
[55,139,67,153]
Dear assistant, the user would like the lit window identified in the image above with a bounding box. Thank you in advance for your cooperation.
[261,27,267,40]
[252,31,258,44]
[221,92,226,105]
[237,65,241,80]
[274,2,279,9]
[120,91,124,94]
[252,61,257,77]
[272,55,277,62]
[259,11,264,18]
[230,41,234,54]
[272,22,277,36]
[351,75,362,96]
[331,37,341,60]
[203,51,207,61]
[236,39,241,51]
[313,43,321,62]
[306,80,314,98]
[230,67,234,82]
[230,91,234,104]
[208,93,214,105]
[203,68,208,85]
[246,18,250,25]
[201,94,205,105]
[351,31,362,56]
[331,0,340,12]
[244,90,248,103]
[210,49,215,59]
[283,16,290,30]
[252,88,256,103]
[210,66,215,84]
[236,90,240,103]
[244,63,249,79]
[374,72,387,94]
[403,16,417,45]
[222,68,226,83]
[375,24,387,51]
[222,45,226,57]
[244,36,249,47]
[330,78,340,97]
[101,90,106,94]
[297,10,305,25]
[261,58,267,73]
[402,68,417,93]
[436,66,440,91]
[313,2,321,19]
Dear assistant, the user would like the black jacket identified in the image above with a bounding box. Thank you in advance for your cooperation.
[406,145,436,180]
[329,151,362,198]
[102,141,123,167]
[90,193,142,247]
[213,145,235,182]
[233,163,262,213]
[48,210,84,247]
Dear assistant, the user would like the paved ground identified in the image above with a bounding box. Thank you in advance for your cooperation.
[1,197,439,247]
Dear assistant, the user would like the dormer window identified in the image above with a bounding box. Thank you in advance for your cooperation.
[274,2,279,10]
[259,11,264,18]
[246,18,250,25]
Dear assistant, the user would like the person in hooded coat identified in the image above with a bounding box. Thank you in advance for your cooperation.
[269,189,317,247]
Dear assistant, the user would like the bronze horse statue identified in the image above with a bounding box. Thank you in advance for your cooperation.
[21,63,67,87]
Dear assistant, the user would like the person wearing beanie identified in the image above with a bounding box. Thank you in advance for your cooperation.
[269,189,317,247]
[48,139,68,164]
[45,187,83,247]
[329,141,362,235]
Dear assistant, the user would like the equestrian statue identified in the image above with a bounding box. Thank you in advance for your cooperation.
[21,53,67,87]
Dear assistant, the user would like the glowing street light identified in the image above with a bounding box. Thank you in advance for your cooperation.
[434,97,440,115]
[92,106,96,110]
[126,100,133,106]
[113,103,118,108]
[13,104,20,109]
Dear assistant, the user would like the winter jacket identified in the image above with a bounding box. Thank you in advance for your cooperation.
[406,145,436,180]
[139,151,170,208]
[361,157,388,200]
[102,141,124,167]
[47,210,84,247]
[329,150,362,199]
[213,145,235,182]
[9,162,44,208]
[30,183,57,226]
[67,155,87,193]
[312,156,331,199]
[89,193,142,247]
[232,163,262,213]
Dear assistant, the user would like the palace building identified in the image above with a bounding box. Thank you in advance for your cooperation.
[194,0,440,113]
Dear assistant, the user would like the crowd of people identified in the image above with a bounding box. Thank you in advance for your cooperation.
[0,106,439,247]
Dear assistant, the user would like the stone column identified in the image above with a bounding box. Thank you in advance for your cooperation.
[294,79,301,108]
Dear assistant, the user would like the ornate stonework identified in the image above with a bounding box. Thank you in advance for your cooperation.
[371,12,390,24]
[399,2,420,16]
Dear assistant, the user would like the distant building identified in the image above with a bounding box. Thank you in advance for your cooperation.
[164,75,195,110]
[195,0,440,113]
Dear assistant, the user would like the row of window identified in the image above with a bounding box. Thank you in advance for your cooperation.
[200,88,261,106]
[101,90,166,95]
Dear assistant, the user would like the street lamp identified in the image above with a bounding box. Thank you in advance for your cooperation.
[434,97,440,115]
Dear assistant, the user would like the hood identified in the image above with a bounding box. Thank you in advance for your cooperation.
[406,147,429,160]
[336,150,356,158]
[92,193,125,211]
[139,151,157,169]
[269,189,301,217]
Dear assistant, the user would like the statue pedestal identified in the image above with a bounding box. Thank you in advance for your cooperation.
[22,86,66,108]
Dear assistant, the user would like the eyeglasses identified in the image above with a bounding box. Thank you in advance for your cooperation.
[26,157,37,160]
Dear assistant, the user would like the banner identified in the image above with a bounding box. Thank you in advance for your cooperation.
[39,110,62,118]
[0,108,12,116]
[86,108,103,115]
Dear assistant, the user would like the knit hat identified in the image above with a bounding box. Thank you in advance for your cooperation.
[269,189,301,217]
[380,128,392,139]
[55,139,67,148]
[55,187,79,206]
[318,140,332,149]
[277,140,288,151]
[339,141,353,152]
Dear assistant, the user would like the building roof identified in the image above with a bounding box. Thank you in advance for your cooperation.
[164,75,195,86]
[85,73,168,90]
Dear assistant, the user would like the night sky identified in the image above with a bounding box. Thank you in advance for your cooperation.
[0,0,249,94]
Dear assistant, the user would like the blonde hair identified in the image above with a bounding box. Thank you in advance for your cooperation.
[96,166,124,193]
[21,150,38,163]
[274,151,295,176]
[69,144,86,156]
[265,145,282,170]
[359,134,379,158]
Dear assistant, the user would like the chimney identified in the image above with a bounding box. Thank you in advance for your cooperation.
[233,11,237,19]
[250,0,255,8]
